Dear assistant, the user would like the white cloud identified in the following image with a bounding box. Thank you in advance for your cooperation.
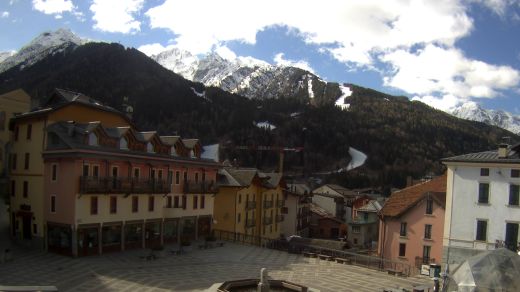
[381,44,520,99]
[90,0,144,34]
[1,11,9,18]
[137,43,175,56]
[32,0,73,15]
[215,45,237,61]
[411,94,465,112]
[274,53,315,73]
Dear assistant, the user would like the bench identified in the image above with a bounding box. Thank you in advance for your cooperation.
[386,269,404,276]
[318,254,332,261]
[335,257,351,264]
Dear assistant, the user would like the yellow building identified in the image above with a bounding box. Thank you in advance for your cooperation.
[9,88,132,247]
[214,167,285,241]
[0,89,31,190]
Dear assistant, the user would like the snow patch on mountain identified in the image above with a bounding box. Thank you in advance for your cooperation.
[255,121,276,130]
[0,51,15,63]
[307,74,314,98]
[0,28,88,73]
[335,85,352,110]
[451,101,520,134]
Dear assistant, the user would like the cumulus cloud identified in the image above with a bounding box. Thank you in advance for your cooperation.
[1,11,9,18]
[381,44,520,99]
[411,94,465,112]
[274,53,315,73]
[138,43,175,56]
[90,0,144,34]
[215,45,237,61]
[32,0,73,15]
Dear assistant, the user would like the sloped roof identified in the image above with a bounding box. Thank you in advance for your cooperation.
[263,172,283,188]
[183,139,200,149]
[286,183,311,196]
[380,174,447,218]
[160,136,181,145]
[309,203,343,223]
[443,144,520,164]
[223,167,258,187]
[135,131,156,142]
[358,200,383,213]
[314,184,358,198]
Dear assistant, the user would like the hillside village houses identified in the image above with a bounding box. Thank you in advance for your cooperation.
[442,142,520,267]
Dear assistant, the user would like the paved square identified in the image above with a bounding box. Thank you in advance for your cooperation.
[0,241,433,292]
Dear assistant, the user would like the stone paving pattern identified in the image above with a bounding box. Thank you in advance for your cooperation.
[0,241,433,292]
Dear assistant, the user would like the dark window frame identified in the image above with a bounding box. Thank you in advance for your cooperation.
[426,197,433,214]
[400,222,407,237]
[399,243,406,257]
[476,220,487,241]
[26,124,32,140]
[511,169,520,178]
[200,195,205,209]
[132,196,138,213]
[90,196,98,215]
[148,196,154,212]
[23,181,28,198]
[478,183,489,204]
[480,168,489,176]
[424,224,432,239]
[24,153,30,170]
[509,184,519,206]
[110,196,117,214]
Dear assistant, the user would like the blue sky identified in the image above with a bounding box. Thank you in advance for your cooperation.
[1,0,520,114]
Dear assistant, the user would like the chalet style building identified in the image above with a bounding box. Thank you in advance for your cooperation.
[283,183,312,237]
[442,143,520,266]
[9,89,219,256]
[378,175,446,273]
[213,166,285,241]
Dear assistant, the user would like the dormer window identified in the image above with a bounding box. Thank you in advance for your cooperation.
[190,150,195,158]
[88,132,98,146]
[147,142,155,153]
[119,137,128,150]
[170,146,178,156]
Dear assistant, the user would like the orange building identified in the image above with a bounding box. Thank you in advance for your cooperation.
[378,175,446,274]
[9,89,220,256]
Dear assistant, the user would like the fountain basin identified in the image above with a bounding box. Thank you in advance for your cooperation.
[217,279,308,292]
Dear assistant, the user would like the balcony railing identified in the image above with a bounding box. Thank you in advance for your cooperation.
[298,207,310,218]
[275,214,284,222]
[276,199,284,208]
[263,217,273,225]
[263,200,273,209]
[245,219,256,228]
[79,176,170,194]
[183,180,218,194]
[245,201,256,210]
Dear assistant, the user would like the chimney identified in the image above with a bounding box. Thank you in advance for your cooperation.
[498,137,511,158]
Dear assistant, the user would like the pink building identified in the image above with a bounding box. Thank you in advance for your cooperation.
[378,174,446,274]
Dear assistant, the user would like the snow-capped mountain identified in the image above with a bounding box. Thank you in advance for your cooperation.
[451,102,520,134]
[151,48,341,102]
[0,28,88,73]
[0,51,15,63]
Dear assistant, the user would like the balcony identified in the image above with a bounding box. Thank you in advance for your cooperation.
[298,207,310,218]
[275,214,284,222]
[263,217,273,225]
[276,199,284,208]
[183,180,218,194]
[263,200,273,209]
[245,219,256,228]
[79,176,170,194]
[245,200,256,210]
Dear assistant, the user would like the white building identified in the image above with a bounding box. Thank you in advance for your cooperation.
[312,184,357,222]
[283,183,312,237]
[442,143,520,266]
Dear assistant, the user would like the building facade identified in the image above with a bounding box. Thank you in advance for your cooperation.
[378,175,446,273]
[442,143,520,266]
[213,167,285,241]
[349,199,382,249]
[282,183,312,237]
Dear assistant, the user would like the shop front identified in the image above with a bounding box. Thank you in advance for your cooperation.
[102,222,122,253]
[197,216,212,238]
[47,222,72,256]
[124,221,143,249]
[77,224,99,256]
[163,219,179,244]
[144,220,161,248]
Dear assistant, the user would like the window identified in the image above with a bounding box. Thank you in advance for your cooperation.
[363,212,369,221]
[424,224,432,239]
[147,142,154,153]
[400,222,407,237]
[132,196,138,213]
[168,170,173,184]
[148,196,154,212]
[10,180,15,197]
[478,183,489,204]
[352,225,361,233]
[399,243,406,257]
[110,197,117,214]
[200,195,205,209]
[33,224,37,234]
[150,169,156,179]
[238,194,242,203]
[119,137,128,150]
[91,165,99,178]
[476,220,487,241]
[174,196,179,208]
[51,164,58,181]
[24,153,30,170]
[423,246,431,264]
[480,168,489,176]
[158,169,163,179]
[509,185,520,206]
[175,171,180,184]
[183,171,187,183]
[11,154,16,170]
[82,164,89,177]
[88,132,98,146]
[193,195,198,209]
[133,167,140,179]
[512,169,520,178]
[23,181,28,198]
[182,195,187,209]
[50,195,56,213]
[426,197,433,214]
[0,111,5,131]
[26,124,32,140]
[14,126,19,141]
[90,196,98,215]
[111,166,118,177]
[202,172,206,182]
[237,213,241,223]
[167,196,172,208]
[195,172,199,183]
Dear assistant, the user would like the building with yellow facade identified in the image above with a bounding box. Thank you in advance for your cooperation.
[214,166,285,242]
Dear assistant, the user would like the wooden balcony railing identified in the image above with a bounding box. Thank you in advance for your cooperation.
[263,200,273,209]
[245,201,256,210]
[183,180,218,194]
[79,176,170,194]
[263,217,273,225]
